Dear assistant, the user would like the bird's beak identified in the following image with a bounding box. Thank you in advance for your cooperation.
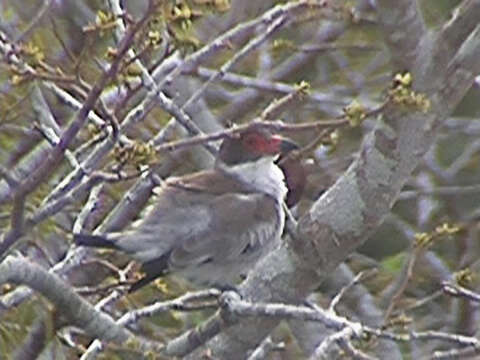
[271,135,299,154]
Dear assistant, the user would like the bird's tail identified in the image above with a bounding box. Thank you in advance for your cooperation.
[73,233,117,249]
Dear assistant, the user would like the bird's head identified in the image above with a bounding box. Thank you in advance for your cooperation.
[218,128,299,166]
[217,128,305,206]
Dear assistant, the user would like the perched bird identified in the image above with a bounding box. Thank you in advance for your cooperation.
[74,128,301,292]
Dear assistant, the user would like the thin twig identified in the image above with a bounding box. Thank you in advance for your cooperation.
[155,118,349,153]
[182,14,288,112]
[442,281,480,303]
[329,270,373,312]
[383,246,421,323]
[247,336,285,360]
[14,0,53,43]
[0,165,19,189]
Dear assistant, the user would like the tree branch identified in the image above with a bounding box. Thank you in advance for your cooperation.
[0,255,162,352]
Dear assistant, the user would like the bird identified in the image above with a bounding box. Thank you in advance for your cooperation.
[74,128,302,292]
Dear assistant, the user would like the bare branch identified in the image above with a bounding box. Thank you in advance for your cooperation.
[182,14,288,112]
[247,336,285,360]
[14,0,53,43]
[375,0,426,70]
[437,0,480,61]
[442,281,480,303]
[155,118,349,154]
[0,255,162,351]
[192,66,340,106]
[0,165,19,189]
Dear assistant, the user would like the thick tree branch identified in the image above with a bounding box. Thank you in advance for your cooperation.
[375,0,426,70]
[0,256,162,352]
[438,0,480,60]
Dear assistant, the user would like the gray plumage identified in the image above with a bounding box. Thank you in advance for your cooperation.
[74,129,298,291]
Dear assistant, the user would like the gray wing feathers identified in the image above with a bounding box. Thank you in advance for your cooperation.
[110,181,279,276]
[114,204,212,262]
[168,193,279,270]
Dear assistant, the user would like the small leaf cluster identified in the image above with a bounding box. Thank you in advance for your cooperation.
[454,268,474,288]
[83,10,118,36]
[389,72,431,113]
[114,141,157,169]
[414,222,461,249]
[344,99,367,127]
